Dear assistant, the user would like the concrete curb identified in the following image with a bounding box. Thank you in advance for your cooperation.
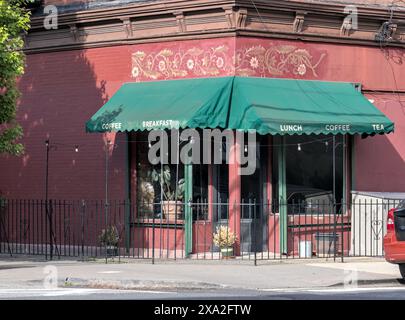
[0,253,387,266]
[328,278,405,288]
[63,278,228,291]
[61,275,405,292]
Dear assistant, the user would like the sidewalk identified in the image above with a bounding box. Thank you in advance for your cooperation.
[0,255,402,291]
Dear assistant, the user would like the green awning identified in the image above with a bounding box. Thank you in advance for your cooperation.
[86,76,394,135]
[85,77,233,132]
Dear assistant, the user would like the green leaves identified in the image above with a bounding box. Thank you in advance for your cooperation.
[0,0,32,155]
[151,166,185,201]
[0,125,23,155]
[99,225,120,246]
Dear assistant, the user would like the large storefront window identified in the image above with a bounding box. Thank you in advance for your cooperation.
[135,131,185,219]
[135,131,210,221]
[273,134,344,214]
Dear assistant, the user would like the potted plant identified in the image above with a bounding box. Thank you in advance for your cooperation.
[213,226,237,258]
[99,225,120,256]
[151,165,185,220]
[139,179,155,218]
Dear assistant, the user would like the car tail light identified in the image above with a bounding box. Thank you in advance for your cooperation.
[387,208,395,232]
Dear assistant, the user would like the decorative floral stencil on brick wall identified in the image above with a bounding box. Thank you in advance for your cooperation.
[131,45,234,80]
[131,43,326,80]
[235,45,326,77]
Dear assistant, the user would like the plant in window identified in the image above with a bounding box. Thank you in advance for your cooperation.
[213,226,237,258]
[151,165,185,220]
[138,169,156,217]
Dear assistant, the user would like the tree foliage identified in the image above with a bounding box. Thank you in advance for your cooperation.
[0,0,32,155]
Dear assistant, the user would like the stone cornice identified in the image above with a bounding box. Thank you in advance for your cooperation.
[25,0,405,54]
[29,0,235,28]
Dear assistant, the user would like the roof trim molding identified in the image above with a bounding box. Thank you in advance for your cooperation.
[25,0,405,53]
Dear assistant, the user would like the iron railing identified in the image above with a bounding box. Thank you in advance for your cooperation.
[0,199,401,261]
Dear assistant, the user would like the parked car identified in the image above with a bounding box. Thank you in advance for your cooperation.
[384,200,405,279]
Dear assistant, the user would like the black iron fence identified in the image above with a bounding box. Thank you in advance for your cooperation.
[0,198,400,261]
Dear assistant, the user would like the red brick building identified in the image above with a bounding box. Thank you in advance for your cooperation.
[0,0,404,258]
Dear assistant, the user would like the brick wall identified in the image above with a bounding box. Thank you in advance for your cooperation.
[1,37,405,200]
[355,94,405,192]
[0,45,135,200]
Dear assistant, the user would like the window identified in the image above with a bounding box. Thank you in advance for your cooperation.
[241,134,266,219]
[135,131,184,219]
[193,163,209,220]
[272,134,344,214]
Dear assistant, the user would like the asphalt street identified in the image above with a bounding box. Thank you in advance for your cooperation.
[1,286,405,300]
[0,256,404,300]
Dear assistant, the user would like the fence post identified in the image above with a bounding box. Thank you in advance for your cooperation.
[44,200,47,260]
[184,163,193,257]
[333,200,337,263]
[280,198,287,255]
[254,199,257,266]
[81,200,85,260]
[152,207,155,265]
[49,199,53,261]
[125,199,131,255]
[104,199,108,265]
[341,198,344,263]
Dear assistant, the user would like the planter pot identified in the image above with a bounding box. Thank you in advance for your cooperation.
[104,245,118,257]
[162,201,183,220]
[220,247,234,259]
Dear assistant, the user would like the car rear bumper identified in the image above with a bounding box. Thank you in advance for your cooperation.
[384,235,405,264]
